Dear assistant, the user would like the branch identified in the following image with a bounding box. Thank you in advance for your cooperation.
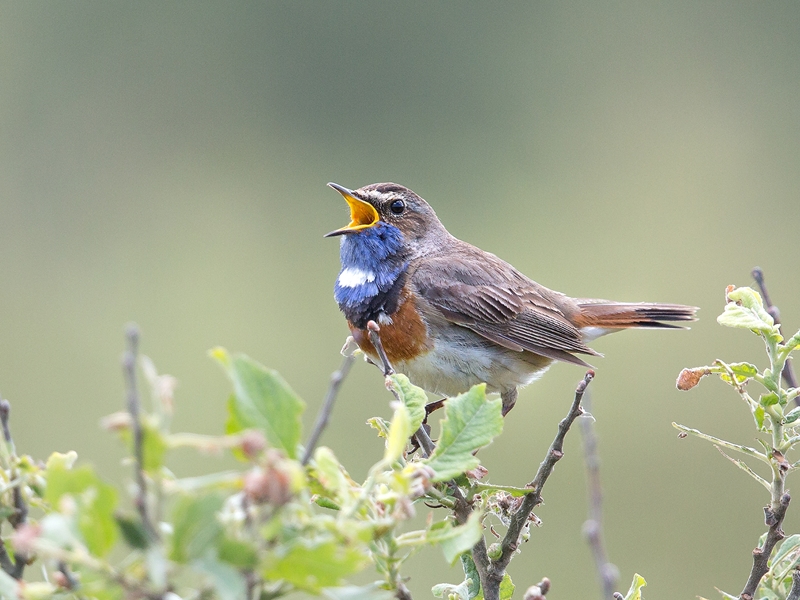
[301,351,356,465]
[0,399,29,579]
[579,389,618,599]
[752,267,798,393]
[122,325,157,541]
[739,492,791,600]
[467,371,593,600]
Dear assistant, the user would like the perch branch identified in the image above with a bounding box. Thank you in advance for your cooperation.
[302,352,356,465]
[122,325,157,541]
[752,267,798,392]
[739,492,791,600]
[468,371,593,600]
[579,389,618,599]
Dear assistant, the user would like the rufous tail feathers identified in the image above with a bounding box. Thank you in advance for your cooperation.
[574,301,698,330]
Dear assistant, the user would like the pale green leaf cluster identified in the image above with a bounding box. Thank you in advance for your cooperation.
[0,347,515,600]
[422,384,503,482]
[675,287,800,496]
[622,573,646,600]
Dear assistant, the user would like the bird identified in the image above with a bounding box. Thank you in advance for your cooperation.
[325,182,697,415]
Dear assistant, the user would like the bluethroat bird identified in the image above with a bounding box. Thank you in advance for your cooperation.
[326,182,697,415]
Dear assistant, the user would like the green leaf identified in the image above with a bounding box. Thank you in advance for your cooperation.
[472,573,514,600]
[622,573,647,600]
[45,463,118,556]
[460,554,481,599]
[263,538,367,593]
[770,534,800,569]
[115,514,150,549]
[212,348,305,459]
[76,569,124,600]
[385,402,412,462]
[470,483,536,497]
[367,417,391,440]
[785,329,800,353]
[427,512,483,564]
[785,407,800,424]
[761,392,780,407]
[672,423,767,462]
[728,362,759,380]
[142,420,167,473]
[169,493,224,563]
[217,536,259,569]
[717,287,780,340]
[386,374,427,434]
[432,580,472,600]
[424,385,503,481]
[313,447,357,507]
[498,574,515,600]
[754,405,766,430]
[322,585,393,600]
[193,553,248,600]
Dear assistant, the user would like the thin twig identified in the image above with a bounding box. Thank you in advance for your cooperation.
[122,325,157,541]
[579,389,619,599]
[752,267,798,393]
[739,492,791,600]
[395,582,414,600]
[463,371,593,600]
[302,353,355,465]
[57,561,80,590]
[0,399,29,579]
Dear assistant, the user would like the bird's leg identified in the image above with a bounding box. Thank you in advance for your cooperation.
[366,320,395,376]
[501,388,518,416]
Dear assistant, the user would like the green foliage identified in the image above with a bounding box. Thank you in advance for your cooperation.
[0,343,523,600]
[675,286,800,491]
[212,348,306,459]
[423,384,503,482]
[621,574,646,600]
[677,286,800,599]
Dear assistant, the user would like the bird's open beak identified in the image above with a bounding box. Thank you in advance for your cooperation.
[324,182,380,237]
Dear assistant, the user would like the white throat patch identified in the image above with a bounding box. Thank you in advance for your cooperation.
[337,267,376,288]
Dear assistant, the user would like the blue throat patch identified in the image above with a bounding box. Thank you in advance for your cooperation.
[334,223,409,329]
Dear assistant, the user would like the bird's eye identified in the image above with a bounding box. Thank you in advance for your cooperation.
[389,200,405,215]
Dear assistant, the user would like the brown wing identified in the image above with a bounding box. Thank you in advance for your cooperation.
[410,246,599,366]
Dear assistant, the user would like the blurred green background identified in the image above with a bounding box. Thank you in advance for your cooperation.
[2,2,799,598]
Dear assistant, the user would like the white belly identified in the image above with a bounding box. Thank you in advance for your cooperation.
[394,328,550,398]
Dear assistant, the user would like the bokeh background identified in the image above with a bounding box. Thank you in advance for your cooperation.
[2,2,800,598]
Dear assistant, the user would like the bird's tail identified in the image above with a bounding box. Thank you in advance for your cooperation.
[574,300,698,333]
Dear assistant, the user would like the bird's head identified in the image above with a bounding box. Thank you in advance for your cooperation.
[325,182,447,253]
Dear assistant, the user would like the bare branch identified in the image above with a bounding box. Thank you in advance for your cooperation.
[752,267,798,392]
[579,390,619,599]
[395,582,414,600]
[122,324,157,541]
[467,371,594,600]
[739,492,791,600]
[302,352,356,465]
